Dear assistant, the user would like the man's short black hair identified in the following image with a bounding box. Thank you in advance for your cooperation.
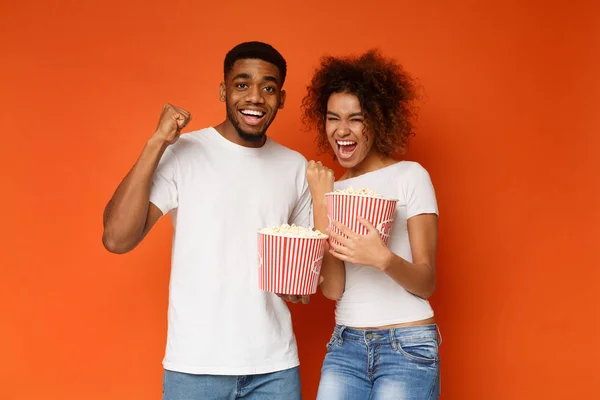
[224,41,287,86]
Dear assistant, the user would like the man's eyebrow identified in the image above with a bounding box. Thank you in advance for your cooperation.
[262,75,279,85]
[231,73,279,86]
[232,73,252,80]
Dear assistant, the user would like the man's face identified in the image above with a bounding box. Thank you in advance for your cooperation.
[220,59,286,143]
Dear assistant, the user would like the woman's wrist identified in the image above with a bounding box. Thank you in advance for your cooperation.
[310,190,329,207]
[376,247,395,272]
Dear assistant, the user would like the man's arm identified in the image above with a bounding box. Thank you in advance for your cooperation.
[102,104,190,254]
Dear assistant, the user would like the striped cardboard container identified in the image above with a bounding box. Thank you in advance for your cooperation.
[257,232,328,295]
[326,193,398,247]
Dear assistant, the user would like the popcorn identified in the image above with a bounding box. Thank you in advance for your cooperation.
[332,187,385,198]
[258,224,328,295]
[259,224,327,238]
[325,188,398,246]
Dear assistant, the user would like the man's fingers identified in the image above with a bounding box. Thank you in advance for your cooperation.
[278,294,303,303]
[277,293,312,304]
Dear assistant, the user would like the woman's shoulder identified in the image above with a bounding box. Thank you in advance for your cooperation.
[395,160,432,179]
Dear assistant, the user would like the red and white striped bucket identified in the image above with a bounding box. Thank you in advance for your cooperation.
[326,193,398,247]
[257,232,328,295]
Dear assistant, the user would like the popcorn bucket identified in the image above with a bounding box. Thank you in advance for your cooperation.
[326,193,398,247]
[257,232,328,295]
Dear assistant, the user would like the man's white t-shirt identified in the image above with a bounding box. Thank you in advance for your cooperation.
[333,161,439,327]
[149,127,312,375]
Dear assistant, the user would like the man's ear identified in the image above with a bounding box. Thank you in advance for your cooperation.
[279,89,286,109]
[219,82,226,102]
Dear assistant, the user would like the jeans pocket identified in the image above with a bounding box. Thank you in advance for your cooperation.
[325,332,341,352]
[394,335,439,364]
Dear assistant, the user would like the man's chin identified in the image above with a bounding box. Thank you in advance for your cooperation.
[237,129,266,143]
[234,121,267,142]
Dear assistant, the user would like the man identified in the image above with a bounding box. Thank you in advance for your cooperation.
[102,41,310,400]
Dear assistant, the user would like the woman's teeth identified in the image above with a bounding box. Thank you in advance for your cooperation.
[336,140,358,159]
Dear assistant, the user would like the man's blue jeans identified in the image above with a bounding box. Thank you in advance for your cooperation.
[163,366,301,400]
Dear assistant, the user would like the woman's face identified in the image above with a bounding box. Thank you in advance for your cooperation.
[325,92,374,169]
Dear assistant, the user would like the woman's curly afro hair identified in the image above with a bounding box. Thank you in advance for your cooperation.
[302,49,418,156]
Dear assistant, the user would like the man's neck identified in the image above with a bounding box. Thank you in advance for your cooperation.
[214,120,266,148]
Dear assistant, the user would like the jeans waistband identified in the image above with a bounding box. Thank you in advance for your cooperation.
[333,324,441,344]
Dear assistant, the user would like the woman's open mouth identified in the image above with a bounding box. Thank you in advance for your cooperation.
[336,140,358,160]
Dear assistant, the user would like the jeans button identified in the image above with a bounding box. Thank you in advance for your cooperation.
[366,333,373,340]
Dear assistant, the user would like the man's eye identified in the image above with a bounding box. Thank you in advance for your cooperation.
[263,86,275,92]
[236,83,248,89]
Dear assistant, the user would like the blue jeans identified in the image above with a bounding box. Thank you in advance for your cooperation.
[162,366,301,400]
[317,324,441,400]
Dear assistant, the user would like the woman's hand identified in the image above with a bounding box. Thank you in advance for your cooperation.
[306,161,334,204]
[328,217,391,270]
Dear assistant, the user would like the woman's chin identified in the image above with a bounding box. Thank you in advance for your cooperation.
[335,153,363,169]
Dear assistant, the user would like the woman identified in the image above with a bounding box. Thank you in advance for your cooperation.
[303,50,441,399]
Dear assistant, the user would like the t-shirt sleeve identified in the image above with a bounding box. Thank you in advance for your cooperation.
[406,163,439,219]
[149,147,179,215]
[289,159,314,228]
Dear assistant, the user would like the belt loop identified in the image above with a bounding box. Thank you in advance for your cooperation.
[389,328,396,349]
[436,325,443,346]
[337,325,347,344]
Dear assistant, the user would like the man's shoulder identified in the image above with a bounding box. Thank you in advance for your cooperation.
[175,127,214,145]
[167,127,214,155]
[266,138,307,165]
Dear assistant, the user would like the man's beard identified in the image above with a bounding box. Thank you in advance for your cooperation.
[226,106,273,143]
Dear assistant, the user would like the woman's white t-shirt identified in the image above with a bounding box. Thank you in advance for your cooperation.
[334,161,439,327]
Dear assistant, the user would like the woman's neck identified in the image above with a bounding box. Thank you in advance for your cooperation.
[341,151,398,180]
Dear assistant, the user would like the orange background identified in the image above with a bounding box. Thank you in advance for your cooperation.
[1,0,599,399]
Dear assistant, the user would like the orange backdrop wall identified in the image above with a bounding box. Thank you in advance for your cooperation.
[2,0,599,399]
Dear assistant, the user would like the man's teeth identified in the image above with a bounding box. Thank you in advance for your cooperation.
[337,140,357,146]
[240,110,265,117]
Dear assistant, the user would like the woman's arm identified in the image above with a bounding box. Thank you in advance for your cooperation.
[306,161,346,301]
[328,213,438,299]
